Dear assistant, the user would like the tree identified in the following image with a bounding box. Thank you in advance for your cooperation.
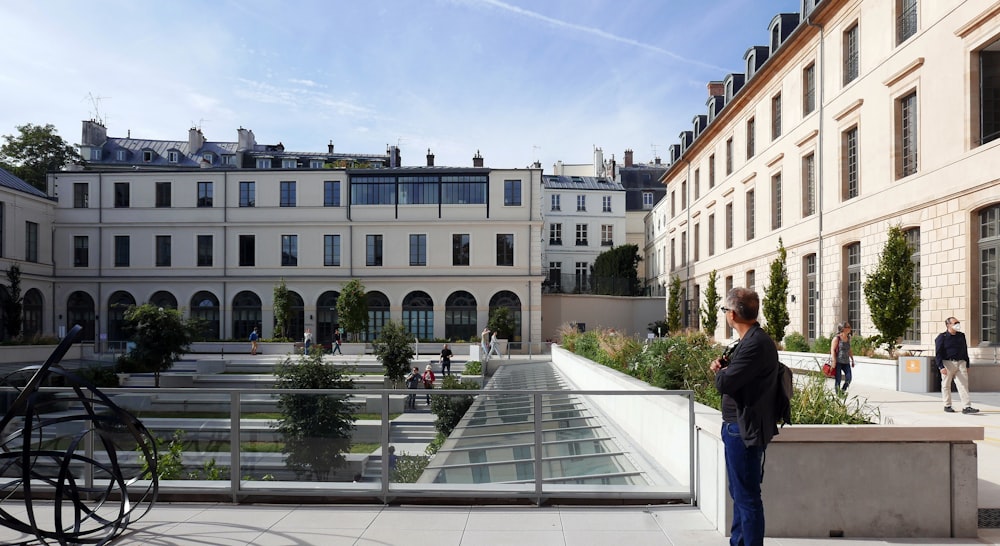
[273,350,355,481]
[371,320,414,387]
[336,279,367,342]
[272,278,290,340]
[0,123,81,191]
[116,304,198,387]
[666,275,683,333]
[863,225,919,357]
[429,375,479,435]
[2,264,23,339]
[591,244,642,295]
[487,307,516,341]
[763,238,790,342]
[700,269,721,337]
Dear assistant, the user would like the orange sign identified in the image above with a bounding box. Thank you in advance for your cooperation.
[905,359,921,373]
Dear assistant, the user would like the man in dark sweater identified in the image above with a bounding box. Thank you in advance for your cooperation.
[710,287,779,546]
[935,317,978,414]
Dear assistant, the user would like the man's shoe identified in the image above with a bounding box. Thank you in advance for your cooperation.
[944,406,956,413]
[962,407,980,414]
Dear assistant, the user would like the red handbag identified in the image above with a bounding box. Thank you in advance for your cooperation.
[822,360,835,378]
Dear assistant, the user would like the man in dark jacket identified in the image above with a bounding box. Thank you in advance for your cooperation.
[935,317,978,414]
[710,287,779,546]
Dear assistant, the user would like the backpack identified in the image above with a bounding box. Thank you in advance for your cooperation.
[775,361,793,428]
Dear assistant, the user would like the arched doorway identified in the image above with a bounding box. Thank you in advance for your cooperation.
[22,288,43,338]
[67,291,96,343]
[402,291,433,340]
[149,290,177,309]
[316,291,339,345]
[489,290,522,342]
[283,291,305,342]
[190,291,220,340]
[232,291,262,340]
[445,291,477,341]
[107,291,136,345]
[364,291,390,342]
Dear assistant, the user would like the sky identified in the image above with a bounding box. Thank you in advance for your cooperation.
[0,0,801,170]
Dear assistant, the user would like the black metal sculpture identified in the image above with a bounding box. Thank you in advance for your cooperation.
[0,325,158,545]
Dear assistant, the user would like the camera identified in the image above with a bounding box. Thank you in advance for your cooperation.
[719,341,739,368]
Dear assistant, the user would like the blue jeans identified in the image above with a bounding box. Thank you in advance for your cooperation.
[722,422,765,546]
[835,363,852,392]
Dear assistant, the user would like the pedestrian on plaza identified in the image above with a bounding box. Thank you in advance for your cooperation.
[489,330,502,357]
[404,366,420,410]
[481,327,490,356]
[709,287,780,546]
[303,328,313,353]
[936,317,979,414]
[440,343,453,376]
[249,327,259,355]
[422,364,436,405]
[331,329,343,355]
[831,322,855,393]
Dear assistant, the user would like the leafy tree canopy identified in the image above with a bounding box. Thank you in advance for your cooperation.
[0,123,80,191]
[273,278,290,340]
[117,304,199,387]
[591,244,642,295]
[863,225,919,356]
[371,320,414,386]
[762,238,790,342]
[487,306,516,341]
[336,279,367,341]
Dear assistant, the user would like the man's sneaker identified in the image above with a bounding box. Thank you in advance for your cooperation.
[962,407,980,414]
[944,406,956,413]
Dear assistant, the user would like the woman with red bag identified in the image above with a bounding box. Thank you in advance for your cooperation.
[831,322,855,393]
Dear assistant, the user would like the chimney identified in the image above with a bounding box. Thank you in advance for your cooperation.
[707,80,725,97]
[473,150,484,167]
[328,140,334,154]
[81,119,108,147]
[624,149,634,168]
[188,127,205,153]
[387,145,401,167]
[426,148,435,167]
[655,156,662,165]
[237,127,257,152]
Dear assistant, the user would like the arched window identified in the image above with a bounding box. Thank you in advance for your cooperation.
[149,290,177,309]
[489,290,522,342]
[978,204,1000,343]
[67,291,96,343]
[316,291,339,345]
[107,291,136,343]
[445,291,477,341]
[232,291,262,340]
[22,288,43,338]
[190,291,220,340]
[402,291,433,340]
[282,291,305,341]
[365,291,390,342]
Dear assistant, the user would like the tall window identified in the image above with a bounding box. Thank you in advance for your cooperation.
[903,228,921,342]
[746,190,756,241]
[197,181,213,207]
[846,243,861,331]
[551,194,561,211]
[802,153,816,216]
[73,183,89,208]
[709,154,716,188]
[694,223,700,262]
[548,262,562,292]
[402,291,434,340]
[496,234,514,266]
[725,138,733,175]
[725,275,734,338]
[366,235,382,266]
[898,91,918,178]
[680,231,687,267]
[670,191,676,217]
[114,235,129,267]
[410,234,427,266]
[197,235,213,267]
[504,180,522,206]
[746,270,755,291]
[844,23,859,85]
[155,235,171,267]
[114,183,129,208]
[73,236,88,267]
[694,168,701,200]
[575,224,588,246]
[708,214,716,256]
[681,182,687,210]
[670,238,676,271]
[602,195,612,212]
[155,182,171,207]
[843,126,859,200]
[725,203,734,249]
[281,235,298,266]
[239,181,255,207]
[805,254,817,339]
[575,262,588,292]
[324,234,341,266]
[979,41,1000,146]
[897,0,917,44]
[746,118,755,159]
[280,181,296,207]
[239,234,255,266]
[979,205,1000,343]
[452,234,470,266]
[642,191,653,209]
[771,93,782,140]
[576,195,586,211]
[549,223,562,245]
[601,224,613,246]
[771,172,782,230]
[324,181,341,207]
[803,63,816,115]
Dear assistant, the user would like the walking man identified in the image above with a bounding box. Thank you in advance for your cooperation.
[936,317,979,414]
[709,287,780,546]
[249,327,259,355]
[332,329,343,355]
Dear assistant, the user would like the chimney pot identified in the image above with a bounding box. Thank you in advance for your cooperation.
[426,148,435,167]
[328,140,334,154]
[473,150,484,168]
[707,80,725,97]
[624,149,634,168]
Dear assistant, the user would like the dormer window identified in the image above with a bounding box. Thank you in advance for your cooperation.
[771,25,781,52]
[116,150,128,161]
[168,150,180,163]
[256,158,272,169]
[202,152,214,164]
[309,159,323,168]
[282,158,297,169]
[142,150,154,163]
[747,54,755,79]
[222,154,236,165]
[90,149,102,160]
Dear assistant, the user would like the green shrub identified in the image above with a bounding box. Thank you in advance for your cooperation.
[850,334,879,358]
[392,453,430,483]
[810,335,832,354]
[783,332,810,352]
[463,360,482,375]
[791,374,879,424]
[429,375,479,435]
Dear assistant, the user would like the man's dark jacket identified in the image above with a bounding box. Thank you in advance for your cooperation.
[715,322,780,447]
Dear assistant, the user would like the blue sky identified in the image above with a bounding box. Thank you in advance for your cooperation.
[0,0,800,170]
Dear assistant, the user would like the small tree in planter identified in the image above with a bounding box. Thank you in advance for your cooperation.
[700,269,721,338]
[2,264,23,339]
[863,225,919,357]
[117,304,199,387]
[371,320,413,388]
[336,279,368,342]
[487,307,516,341]
[273,278,290,340]
[763,238,790,343]
[666,275,682,333]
